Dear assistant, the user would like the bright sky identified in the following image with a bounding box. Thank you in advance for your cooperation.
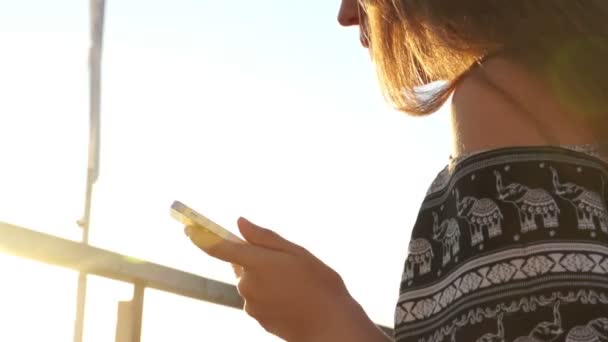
[0,0,451,341]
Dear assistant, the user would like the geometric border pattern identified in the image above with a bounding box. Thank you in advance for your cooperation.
[396,243,608,324]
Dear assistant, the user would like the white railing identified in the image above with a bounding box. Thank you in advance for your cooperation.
[0,222,393,341]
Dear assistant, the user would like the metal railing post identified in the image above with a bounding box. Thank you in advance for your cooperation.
[73,1,105,341]
[115,283,145,342]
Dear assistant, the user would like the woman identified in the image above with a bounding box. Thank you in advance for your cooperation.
[186,0,608,341]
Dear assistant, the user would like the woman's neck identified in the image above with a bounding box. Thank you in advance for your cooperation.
[448,56,601,160]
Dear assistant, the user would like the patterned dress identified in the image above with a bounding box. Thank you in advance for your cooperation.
[394,146,608,342]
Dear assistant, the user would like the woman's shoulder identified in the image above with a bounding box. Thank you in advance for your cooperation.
[425,144,608,199]
[395,145,608,342]
[415,144,608,245]
[409,145,608,271]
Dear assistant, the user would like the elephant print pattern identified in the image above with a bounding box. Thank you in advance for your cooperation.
[494,170,560,233]
[550,167,608,233]
[432,211,461,266]
[402,238,433,282]
[566,317,608,342]
[394,146,608,342]
[455,189,503,246]
[513,302,563,342]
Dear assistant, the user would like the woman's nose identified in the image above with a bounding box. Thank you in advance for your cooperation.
[338,0,360,26]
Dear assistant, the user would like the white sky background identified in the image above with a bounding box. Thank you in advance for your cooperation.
[0,0,451,340]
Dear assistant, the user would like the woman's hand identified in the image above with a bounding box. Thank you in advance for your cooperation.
[185,217,390,342]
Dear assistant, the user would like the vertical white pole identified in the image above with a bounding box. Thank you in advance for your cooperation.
[73,1,104,341]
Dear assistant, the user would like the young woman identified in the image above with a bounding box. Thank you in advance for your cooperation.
[185,0,608,341]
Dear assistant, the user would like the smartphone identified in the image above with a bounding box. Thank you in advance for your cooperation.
[170,200,245,244]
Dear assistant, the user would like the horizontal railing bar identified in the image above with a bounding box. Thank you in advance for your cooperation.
[0,221,393,336]
[0,222,243,309]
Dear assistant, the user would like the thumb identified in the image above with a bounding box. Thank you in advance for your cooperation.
[237,217,300,253]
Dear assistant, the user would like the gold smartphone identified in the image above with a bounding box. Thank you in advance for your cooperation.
[170,200,244,244]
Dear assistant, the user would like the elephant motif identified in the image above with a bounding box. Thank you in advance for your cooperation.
[455,189,503,246]
[566,317,608,342]
[550,167,608,233]
[403,239,433,282]
[432,211,461,266]
[588,318,608,341]
[514,301,563,342]
[494,170,560,233]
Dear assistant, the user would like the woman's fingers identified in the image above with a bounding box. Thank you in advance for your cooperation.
[236,270,257,300]
[237,217,307,255]
[185,225,273,268]
[232,263,244,278]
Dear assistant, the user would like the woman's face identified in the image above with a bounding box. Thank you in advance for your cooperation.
[338,0,369,48]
